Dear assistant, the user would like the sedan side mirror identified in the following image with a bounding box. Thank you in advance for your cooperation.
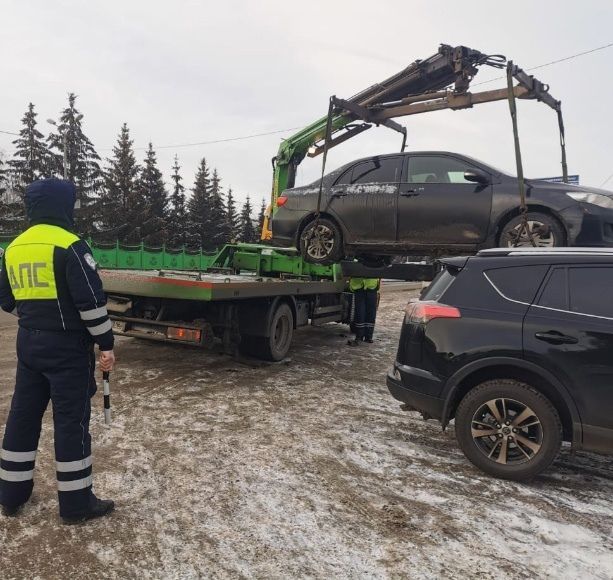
[464,169,490,185]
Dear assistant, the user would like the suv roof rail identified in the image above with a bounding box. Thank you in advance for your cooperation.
[478,247,613,257]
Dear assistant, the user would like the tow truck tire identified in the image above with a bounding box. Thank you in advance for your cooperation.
[300,218,343,265]
[241,302,294,361]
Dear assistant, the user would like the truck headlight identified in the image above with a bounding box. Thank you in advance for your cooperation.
[567,192,613,209]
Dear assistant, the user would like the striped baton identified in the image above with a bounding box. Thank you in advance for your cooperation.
[102,371,112,425]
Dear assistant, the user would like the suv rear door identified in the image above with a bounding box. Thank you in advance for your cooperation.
[328,156,402,243]
[397,154,493,246]
[523,264,613,452]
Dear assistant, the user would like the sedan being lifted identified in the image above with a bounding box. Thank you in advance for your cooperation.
[270,152,613,264]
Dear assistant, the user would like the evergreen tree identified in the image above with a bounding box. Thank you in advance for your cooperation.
[209,168,229,250]
[238,195,256,242]
[226,187,238,242]
[101,123,141,241]
[0,155,6,197]
[47,93,103,234]
[187,157,212,249]
[0,156,25,234]
[168,155,187,248]
[9,102,52,193]
[137,142,168,244]
[257,198,267,238]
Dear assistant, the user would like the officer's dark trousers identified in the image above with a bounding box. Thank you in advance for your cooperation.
[0,328,96,518]
[353,289,378,340]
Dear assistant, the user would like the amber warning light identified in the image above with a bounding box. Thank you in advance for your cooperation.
[166,327,202,342]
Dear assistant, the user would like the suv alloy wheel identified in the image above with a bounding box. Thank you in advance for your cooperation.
[455,379,562,480]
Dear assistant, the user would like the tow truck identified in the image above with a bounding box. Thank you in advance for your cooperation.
[0,45,570,361]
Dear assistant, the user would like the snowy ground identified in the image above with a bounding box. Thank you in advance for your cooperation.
[0,290,612,579]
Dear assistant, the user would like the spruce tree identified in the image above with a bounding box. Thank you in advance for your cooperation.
[168,155,187,248]
[9,102,52,193]
[0,157,25,234]
[47,93,103,234]
[238,196,256,242]
[226,187,238,243]
[137,142,168,244]
[101,123,141,241]
[187,157,212,249]
[209,168,229,250]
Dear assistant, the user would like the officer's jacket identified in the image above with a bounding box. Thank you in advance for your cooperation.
[0,180,113,351]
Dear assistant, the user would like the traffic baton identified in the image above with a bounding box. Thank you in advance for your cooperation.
[102,371,112,425]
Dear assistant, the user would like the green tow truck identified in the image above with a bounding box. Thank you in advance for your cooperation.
[1,44,567,360]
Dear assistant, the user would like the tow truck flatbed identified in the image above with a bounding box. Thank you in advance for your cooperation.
[100,269,345,302]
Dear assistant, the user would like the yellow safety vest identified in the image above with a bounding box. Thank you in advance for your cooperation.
[349,277,380,292]
[4,224,79,301]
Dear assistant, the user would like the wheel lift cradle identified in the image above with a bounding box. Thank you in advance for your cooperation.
[100,244,437,361]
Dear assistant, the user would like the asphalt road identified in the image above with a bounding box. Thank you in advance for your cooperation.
[0,295,612,579]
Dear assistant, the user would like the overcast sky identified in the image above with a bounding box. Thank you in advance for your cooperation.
[1,0,612,206]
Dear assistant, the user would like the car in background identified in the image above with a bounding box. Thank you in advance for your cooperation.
[386,247,613,480]
[270,151,613,264]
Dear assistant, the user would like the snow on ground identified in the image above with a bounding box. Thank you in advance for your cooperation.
[0,292,612,579]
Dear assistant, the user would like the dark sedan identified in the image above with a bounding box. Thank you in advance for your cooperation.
[270,151,613,264]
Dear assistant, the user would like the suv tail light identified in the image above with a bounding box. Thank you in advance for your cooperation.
[405,300,461,324]
[276,195,288,207]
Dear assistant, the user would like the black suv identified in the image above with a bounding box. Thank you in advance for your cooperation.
[387,247,613,480]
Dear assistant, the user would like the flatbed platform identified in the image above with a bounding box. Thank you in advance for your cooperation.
[100,269,346,302]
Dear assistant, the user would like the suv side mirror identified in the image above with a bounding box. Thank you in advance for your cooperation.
[464,169,490,185]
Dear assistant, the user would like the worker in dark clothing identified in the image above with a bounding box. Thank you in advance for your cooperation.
[0,178,115,524]
[348,277,380,346]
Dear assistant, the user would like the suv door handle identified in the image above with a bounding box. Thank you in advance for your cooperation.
[534,331,578,345]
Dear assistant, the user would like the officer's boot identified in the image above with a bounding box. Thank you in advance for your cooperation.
[62,496,114,525]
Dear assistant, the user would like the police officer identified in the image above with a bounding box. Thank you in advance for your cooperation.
[0,178,115,524]
[348,277,380,346]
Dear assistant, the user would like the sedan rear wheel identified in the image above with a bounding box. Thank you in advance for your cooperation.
[455,379,562,480]
[300,218,343,264]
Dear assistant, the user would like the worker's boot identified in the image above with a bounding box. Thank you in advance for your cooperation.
[2,504,23,518]
[347,338,361,347]
[62,497,115,525]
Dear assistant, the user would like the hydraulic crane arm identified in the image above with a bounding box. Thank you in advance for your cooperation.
[269,45,499,201]
[263,44,506,240]
[263,44,566,242]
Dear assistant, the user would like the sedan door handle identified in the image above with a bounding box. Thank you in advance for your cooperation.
[332,191,347,197]
[400,190,419,197]
[534,331,578,345]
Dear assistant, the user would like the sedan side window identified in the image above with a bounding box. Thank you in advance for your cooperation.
[407,156,480,184]
[569,267,613,318]
[349,157,401,184]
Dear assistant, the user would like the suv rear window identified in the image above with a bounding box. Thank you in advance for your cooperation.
[569,266,613,318]
[422,269,457,301]
[485,265,548,303]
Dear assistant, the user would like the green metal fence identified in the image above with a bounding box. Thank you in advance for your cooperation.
[0,238,219,271]
[0,237,339,280]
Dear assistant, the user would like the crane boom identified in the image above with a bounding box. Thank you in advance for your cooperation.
[262,44,566,242]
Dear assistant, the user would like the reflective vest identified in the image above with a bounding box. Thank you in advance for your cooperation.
[0,224,114,350]
[5,224,79,300]
[349,277,380,291]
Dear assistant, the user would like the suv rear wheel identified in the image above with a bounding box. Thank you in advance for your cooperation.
[455,379,562,481]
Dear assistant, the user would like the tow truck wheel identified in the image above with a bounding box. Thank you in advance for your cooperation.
[240,302,294,361]
[300,218,343,265]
